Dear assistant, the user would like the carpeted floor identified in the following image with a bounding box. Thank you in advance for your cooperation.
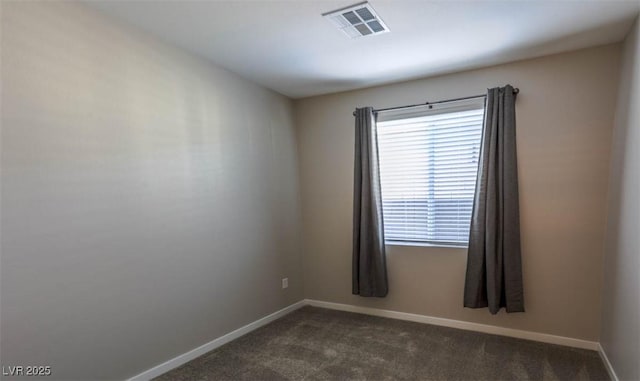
[155,306,610,380]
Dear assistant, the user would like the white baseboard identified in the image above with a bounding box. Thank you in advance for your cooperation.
[305,299,599,351]
[127,300,307,381]
[597,344,619,381]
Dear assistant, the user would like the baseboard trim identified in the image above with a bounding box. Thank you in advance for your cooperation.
[305,299,599,351]
[597,344,619,381]
[127,300,307,381]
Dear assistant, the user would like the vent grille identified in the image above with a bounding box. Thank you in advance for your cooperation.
[323,2,389,38]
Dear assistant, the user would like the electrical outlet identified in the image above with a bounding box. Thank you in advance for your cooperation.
[282,278,288,289]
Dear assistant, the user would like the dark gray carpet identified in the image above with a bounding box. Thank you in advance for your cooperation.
[155,306,609,380]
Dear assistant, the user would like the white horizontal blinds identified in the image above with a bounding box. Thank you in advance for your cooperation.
[376,98,485,246]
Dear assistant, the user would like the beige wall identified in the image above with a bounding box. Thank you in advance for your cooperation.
[600,18,640,381]
[295,44,621,341]
[1,2,302,379]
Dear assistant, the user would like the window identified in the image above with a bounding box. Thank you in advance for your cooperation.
[376,97,485,247]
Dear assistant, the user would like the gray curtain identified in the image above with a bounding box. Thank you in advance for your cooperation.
[352,107,388,297]
[464,85,524,314]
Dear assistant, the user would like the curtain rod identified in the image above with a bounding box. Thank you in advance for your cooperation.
[352,88,519,116]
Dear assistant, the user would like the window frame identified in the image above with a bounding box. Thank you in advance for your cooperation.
[376,96,486,249]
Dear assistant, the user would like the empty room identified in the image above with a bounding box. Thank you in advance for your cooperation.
[1,0,639,380]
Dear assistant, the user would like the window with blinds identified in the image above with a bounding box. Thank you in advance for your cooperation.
[376,97,485,246]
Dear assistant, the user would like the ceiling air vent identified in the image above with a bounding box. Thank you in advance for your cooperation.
[323,2,389,39]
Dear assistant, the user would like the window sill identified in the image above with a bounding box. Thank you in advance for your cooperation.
[385,240,468,249]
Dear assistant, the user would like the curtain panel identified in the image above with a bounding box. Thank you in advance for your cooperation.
[353,107,389,297]
[464,85,524,314]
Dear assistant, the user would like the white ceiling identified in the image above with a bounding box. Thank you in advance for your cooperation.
[88,0,640,98]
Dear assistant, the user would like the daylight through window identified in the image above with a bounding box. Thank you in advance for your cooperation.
[376,97,485,246]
